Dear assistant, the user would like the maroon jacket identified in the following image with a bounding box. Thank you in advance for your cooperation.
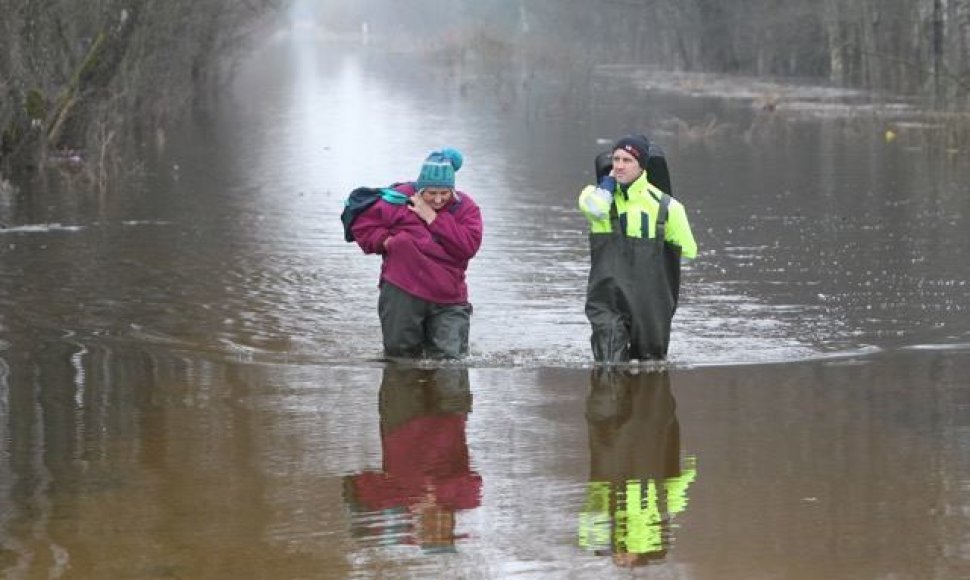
[350,183,483,305]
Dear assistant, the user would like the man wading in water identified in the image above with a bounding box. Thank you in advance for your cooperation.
[578,135,697,362]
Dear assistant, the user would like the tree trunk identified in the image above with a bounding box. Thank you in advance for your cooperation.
[823,0,846,85]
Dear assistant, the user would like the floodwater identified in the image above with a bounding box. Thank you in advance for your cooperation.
[1,23,970,579]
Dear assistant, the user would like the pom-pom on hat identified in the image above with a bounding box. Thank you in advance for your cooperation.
[612,135,651,168]
[416,148,463,190]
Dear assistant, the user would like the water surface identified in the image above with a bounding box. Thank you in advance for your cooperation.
[1,25,969,579]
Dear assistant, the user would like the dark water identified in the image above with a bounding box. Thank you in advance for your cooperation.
[1,23,969,579]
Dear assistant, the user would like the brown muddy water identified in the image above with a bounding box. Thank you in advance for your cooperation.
[1,23,969,579]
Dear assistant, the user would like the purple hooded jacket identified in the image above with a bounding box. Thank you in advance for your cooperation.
[351,183,483,305]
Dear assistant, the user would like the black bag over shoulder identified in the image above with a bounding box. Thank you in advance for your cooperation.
[340,187,384,242]
[340,183,413,242]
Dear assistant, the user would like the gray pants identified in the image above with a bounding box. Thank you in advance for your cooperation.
[378,282,471,359]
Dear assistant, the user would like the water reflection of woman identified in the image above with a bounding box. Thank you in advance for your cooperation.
[578,369,697,567]
[343,366,481,553]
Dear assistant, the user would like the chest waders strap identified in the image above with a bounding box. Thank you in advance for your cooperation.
[606,190,670,240]
[656,193,671,243]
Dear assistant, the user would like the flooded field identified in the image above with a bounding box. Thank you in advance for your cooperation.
[1,23,969,579]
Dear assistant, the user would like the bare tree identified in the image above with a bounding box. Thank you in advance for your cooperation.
[1,0,282,180]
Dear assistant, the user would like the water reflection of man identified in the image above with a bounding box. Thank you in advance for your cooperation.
[343,366,481,553]
[578,369,697,567]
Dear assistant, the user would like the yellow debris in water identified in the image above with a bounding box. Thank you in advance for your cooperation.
[884,129,897,143]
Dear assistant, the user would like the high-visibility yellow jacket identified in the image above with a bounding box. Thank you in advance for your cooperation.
[578,172,697,259]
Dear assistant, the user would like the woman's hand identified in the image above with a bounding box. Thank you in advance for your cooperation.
[408,194,437,224]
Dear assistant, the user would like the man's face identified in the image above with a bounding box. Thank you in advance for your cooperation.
[611,149,643,185]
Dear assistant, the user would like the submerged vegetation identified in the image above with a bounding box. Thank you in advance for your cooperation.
[311,0,970,109]
[307,0,970,152]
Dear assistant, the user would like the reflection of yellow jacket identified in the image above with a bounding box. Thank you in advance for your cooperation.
[578,456,697,555]
[578,172,697,259]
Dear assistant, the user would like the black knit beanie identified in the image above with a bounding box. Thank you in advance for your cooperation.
[612,134,651,168]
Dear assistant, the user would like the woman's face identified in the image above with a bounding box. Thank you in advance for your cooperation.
[610,150,643,185]
[420,187,454,211]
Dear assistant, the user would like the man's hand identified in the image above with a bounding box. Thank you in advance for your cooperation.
[408,194,437,224]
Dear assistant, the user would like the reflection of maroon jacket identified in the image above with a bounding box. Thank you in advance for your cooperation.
[351,413,482,511]
[350,183,483,305]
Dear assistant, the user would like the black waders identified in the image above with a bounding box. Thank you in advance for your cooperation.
[585,195,681,362]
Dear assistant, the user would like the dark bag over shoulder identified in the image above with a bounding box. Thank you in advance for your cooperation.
[340,187,385,242]
[340,183,413,243]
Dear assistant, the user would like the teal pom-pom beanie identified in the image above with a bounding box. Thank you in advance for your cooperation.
[415,148,463,190]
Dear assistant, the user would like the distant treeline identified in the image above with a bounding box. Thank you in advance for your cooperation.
[4,0,968,180]
[317,0,970,108]
[0,0,281,177]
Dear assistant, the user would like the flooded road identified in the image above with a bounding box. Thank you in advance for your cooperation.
[2,25,969,578]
